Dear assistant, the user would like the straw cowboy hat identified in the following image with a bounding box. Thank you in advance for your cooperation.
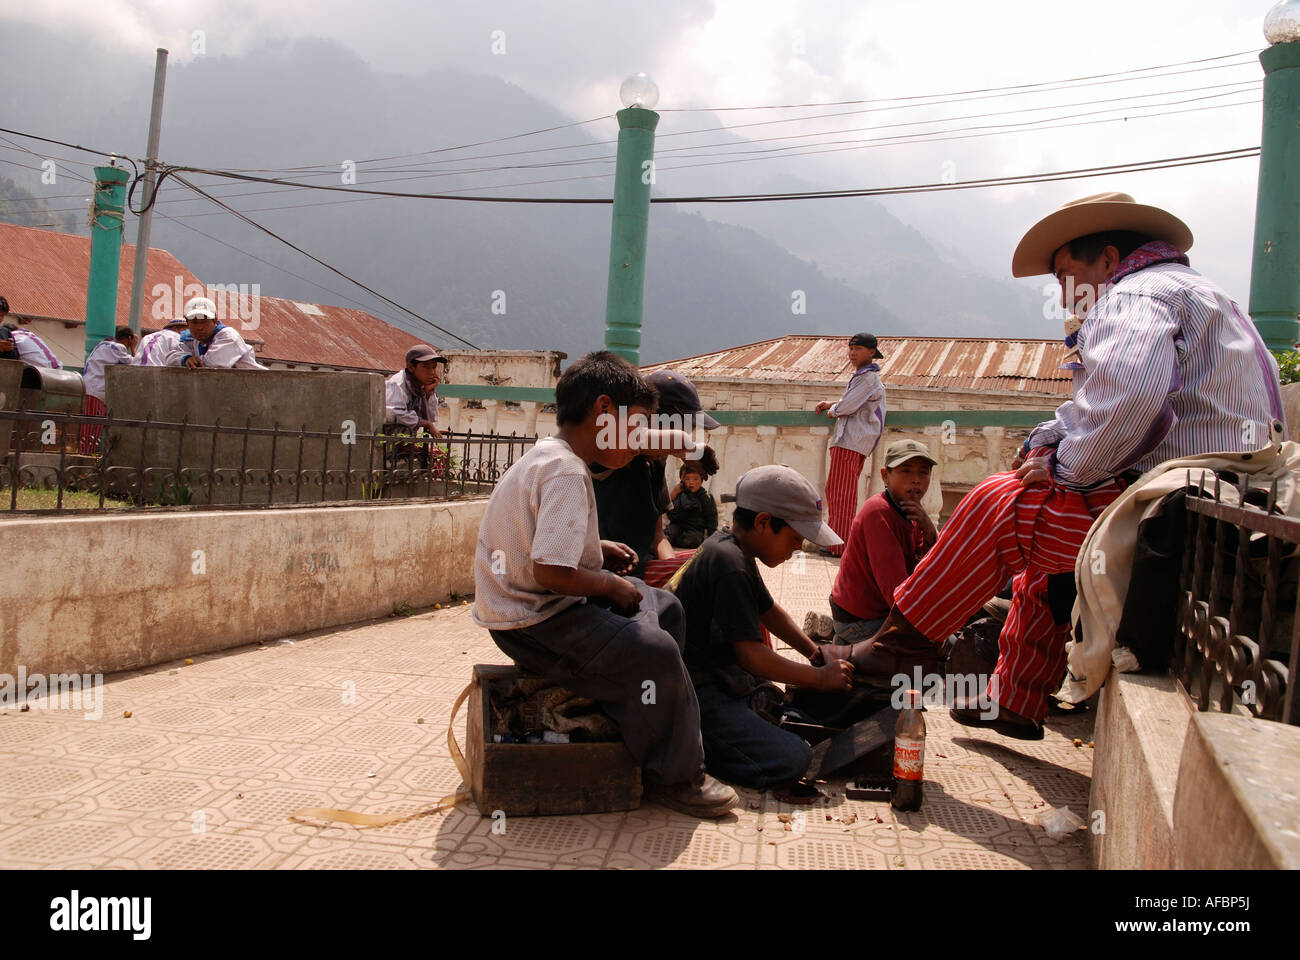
[1011,191,1194,278]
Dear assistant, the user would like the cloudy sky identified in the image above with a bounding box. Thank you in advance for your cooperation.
[1,0,1280,302]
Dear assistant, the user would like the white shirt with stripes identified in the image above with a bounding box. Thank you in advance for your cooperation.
[135,329,183,366]
[1027,262,1284,490]
[828,364,886,456]
[82,339,134,401]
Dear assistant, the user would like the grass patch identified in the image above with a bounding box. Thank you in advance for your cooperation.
[0,489,133,511]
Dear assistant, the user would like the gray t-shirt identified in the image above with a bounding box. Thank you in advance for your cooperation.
[472,436,605,630]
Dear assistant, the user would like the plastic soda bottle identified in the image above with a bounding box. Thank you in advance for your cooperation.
[891,688,925,811]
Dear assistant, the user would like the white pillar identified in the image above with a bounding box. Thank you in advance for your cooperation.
[983,425,1005,475]
[756,425,779,466]
[865,440,886,497]
[444,396,462,433]
[706,426,729,496]
[809,425,831,491]
[521,400,539,437]
[483,399,499,434]
[921,425,946,524]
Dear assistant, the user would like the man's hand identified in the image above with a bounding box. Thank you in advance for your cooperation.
[601,540,638,575]
[899,498,938,545]
[1010,453,1026,471]
[815,400,833,414]
[1016,455,1053,488]
[183,356,202,370]
[814,658,855,693]
[606,574,643,614]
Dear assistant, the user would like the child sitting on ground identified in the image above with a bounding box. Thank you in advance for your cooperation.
[827,439,939,641]
[664,461,718,549]
[472,351,737,819]
[671,465,854,791]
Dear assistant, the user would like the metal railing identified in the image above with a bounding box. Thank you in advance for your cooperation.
[0,408,535,512]
[1177,469,1299,726]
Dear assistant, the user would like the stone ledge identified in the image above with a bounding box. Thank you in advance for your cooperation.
[1089,670,1191,869]
[1,497,488,677]
[1173,711,1300,869]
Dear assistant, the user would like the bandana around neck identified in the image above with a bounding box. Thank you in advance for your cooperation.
[1060,241,1189,369]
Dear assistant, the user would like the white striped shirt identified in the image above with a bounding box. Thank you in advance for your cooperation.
[1027,262,1283,489]
[10,329,62,368]
[828,364,886,456]
[135,329,183,366]
[82,339,133,401]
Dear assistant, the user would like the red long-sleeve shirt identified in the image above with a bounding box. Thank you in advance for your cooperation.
[830,490,928,622]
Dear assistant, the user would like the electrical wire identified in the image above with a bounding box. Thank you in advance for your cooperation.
[170,174,479,348]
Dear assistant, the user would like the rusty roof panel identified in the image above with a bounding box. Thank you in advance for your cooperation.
[644,334,1071,396]
[0,223,425,373]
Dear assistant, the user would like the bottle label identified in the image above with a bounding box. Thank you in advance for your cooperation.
[893,736,925,780]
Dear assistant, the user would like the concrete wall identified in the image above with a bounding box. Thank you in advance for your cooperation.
[1090,670,1300,869]
[0,358,21,457]
[0,497,487,678]
[104,366,386,505]
[442,349,565,391]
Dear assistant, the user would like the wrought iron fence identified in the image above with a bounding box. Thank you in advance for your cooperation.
[1177,469,1299,726]
[0,408,535,512]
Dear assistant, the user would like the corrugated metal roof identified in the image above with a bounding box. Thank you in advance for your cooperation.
[0,221,203,327]
[0,223,426,373]
[643,334,1071,396]
[245,295,424,372]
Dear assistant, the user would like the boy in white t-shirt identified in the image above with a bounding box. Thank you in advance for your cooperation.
[473,351,737,819]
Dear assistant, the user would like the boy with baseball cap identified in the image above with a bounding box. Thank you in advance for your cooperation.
[826,439,939,644]
[672,464,853,790]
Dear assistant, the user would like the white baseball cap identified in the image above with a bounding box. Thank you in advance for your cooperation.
[184,297,217,321]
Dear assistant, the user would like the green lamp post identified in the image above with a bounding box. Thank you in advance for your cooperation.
[1249,0,1300,351]
[83,164,130,361]
[603,73,661,366]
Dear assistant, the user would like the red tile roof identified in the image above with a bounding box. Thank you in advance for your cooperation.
[247,295,423,372]
[0,221,202,327]
[0,223,428,373]
[644,334,1072,397]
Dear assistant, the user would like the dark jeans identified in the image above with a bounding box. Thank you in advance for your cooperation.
[696,681,813,790]
[489,579,704,785]
[665,523,707,549]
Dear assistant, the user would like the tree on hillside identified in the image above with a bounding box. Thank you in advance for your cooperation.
[0,176,83,234]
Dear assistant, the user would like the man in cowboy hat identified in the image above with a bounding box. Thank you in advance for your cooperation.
[815,192,1284,739]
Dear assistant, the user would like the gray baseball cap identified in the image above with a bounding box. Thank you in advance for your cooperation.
[734,464,843,548]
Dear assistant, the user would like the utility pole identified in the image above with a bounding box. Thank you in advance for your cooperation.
[127,48,169,336]
[84,165,130,361]
[603,74,660,366]
[1250,2,1300,351]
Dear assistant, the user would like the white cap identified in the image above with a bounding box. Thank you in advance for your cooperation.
[184,297,217,321]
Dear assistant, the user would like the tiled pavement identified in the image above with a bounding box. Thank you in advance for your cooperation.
[0,555,1095,869]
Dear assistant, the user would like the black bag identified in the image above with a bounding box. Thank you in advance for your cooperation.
[1114,490,1188,671]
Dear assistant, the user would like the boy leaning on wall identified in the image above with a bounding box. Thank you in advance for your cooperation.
[471,351,738,818]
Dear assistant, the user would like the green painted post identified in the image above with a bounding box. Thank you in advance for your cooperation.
[83,165,130,362]
[1250,10,1300,351]
[603,106,659,365]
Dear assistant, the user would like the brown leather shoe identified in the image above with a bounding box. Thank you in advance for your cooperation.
[647,768,739,819]
[838,607,945,683]
[949,703,1044,741]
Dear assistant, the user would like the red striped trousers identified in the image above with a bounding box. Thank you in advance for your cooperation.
[825,446,866,557]
[79,395,107,455]
[893,455,1120,721]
